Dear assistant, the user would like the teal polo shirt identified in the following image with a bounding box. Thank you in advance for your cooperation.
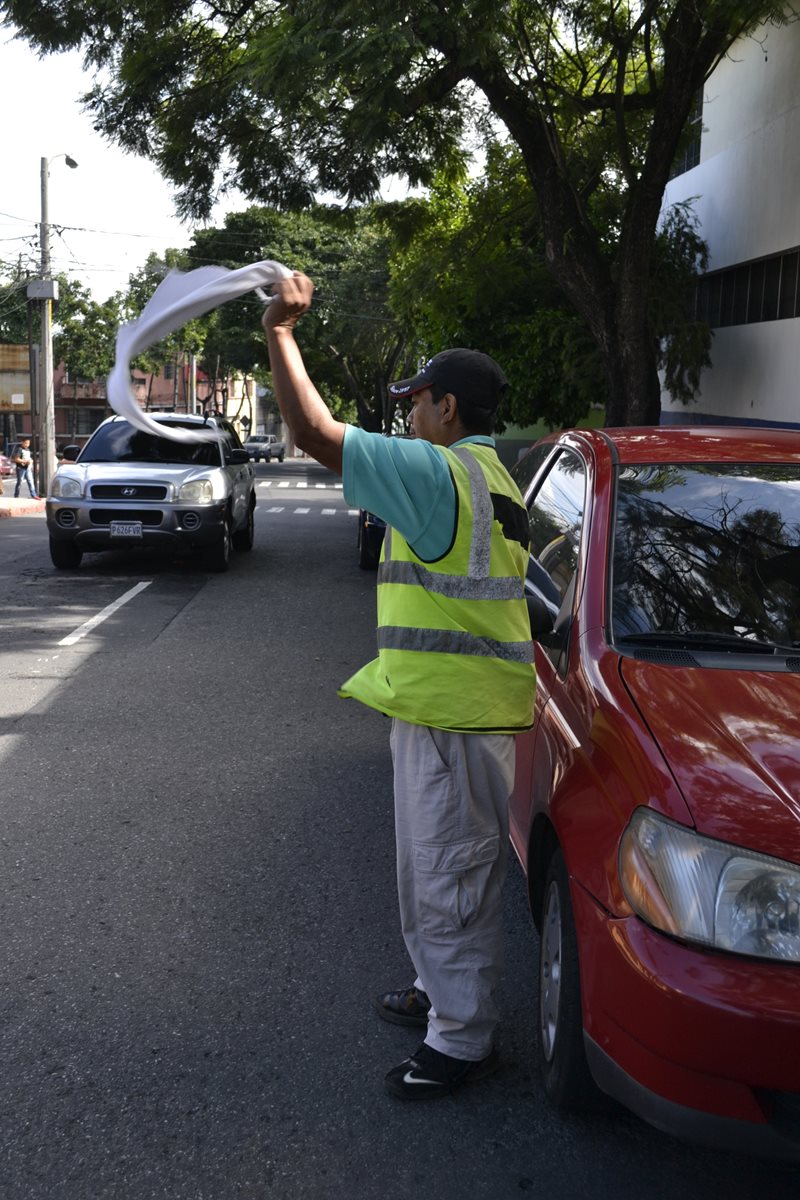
[342,425,496,562]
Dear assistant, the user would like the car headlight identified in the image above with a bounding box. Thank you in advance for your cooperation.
[178,479,214,504]
[51,476,82,499]
[619,808,800,963]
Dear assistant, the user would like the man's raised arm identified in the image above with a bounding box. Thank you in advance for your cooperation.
[261,273,345,474]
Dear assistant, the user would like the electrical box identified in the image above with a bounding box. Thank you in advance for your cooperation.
[26,279,59,301]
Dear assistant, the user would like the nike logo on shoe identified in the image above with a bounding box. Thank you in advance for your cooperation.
[402,1069,441,1086]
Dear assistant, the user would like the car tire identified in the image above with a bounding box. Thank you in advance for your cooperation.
[357,519,379,570]
[537,846,603,1111]
[277,453,285,462]
[232,502,255,552]
[49,537,83,569]
[203,517,232,572]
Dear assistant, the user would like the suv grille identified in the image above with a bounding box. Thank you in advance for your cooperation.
[90,484,169,500]
[89,509,163,526]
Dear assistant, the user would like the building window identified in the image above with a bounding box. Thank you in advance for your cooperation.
[669,92,703,180]
[695,246,800,330]
[74,408,106,435]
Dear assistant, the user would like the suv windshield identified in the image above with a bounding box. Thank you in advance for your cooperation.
[80,420,222,467]
[612,462,800,648]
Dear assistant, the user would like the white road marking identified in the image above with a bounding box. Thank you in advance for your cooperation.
[58,581,153,646]
[265,506,285,512]
[278,481,291,488]
[321,508,336,515]
[294,507,311,514]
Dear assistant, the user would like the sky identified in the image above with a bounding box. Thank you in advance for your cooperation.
[0,28,217,301]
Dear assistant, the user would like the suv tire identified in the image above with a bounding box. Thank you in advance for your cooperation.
[203,517,232,572]
[50,537,83,569]
[232,503,255,552]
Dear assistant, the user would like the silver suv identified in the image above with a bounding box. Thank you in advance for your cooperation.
[46,413,256,571]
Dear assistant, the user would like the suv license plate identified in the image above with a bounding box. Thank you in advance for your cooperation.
[110,520,143,539]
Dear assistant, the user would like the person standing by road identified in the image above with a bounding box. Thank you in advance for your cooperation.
[262,273,535,1100]
[13,437,38,499]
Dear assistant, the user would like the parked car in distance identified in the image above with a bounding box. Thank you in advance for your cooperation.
[510,425,800,1162]
[46,412,256,571]
[357,509,386,570]
[244,433,285,462]
[0,452,14,477]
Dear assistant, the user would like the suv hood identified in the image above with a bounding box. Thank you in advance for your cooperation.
[61,462,213,489]
[620,658,800,864]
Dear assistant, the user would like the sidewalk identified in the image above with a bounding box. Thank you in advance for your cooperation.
[0,494,46,518]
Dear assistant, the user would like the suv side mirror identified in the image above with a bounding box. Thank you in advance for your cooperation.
[230,449,250,465]
[62,445,81,462]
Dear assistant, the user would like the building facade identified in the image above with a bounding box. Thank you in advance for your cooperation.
[661,15,800,427]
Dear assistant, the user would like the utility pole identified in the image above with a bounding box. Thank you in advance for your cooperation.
[26,153,77,497]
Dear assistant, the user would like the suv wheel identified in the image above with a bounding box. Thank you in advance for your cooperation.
[232,503,255,552]
[277,452,285,463]
[203,517,232,572]
[49,537,83,569]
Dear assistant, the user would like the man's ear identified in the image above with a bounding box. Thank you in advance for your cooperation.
[440,391,458,423]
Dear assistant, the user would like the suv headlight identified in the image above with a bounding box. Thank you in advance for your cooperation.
[178,479,214,504]
[619,808,800,963]
[51,476,82,499]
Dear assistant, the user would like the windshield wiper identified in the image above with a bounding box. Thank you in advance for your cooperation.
[616,630,798,655]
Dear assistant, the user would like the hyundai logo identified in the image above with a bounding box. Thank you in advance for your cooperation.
[121,487,137,497]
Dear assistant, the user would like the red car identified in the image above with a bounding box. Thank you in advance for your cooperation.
[510,426,800,1162]
[0,453,14,477]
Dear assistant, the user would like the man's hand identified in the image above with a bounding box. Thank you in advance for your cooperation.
[262,272,314,333]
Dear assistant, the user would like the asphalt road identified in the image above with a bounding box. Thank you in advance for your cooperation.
[0,459,798,1199]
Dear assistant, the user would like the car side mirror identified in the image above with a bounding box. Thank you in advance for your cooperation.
[62,444,81,462]
[230,449,250,465]
[526,592,556,639]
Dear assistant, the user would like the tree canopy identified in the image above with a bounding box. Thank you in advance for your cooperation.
[3,0,792,425]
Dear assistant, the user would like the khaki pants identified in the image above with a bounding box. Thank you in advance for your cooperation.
[389,717,516,1060]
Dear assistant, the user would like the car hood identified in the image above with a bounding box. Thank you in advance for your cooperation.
[60,462,214,488]
[620,658,800,863]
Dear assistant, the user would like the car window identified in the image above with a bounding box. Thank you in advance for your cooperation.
[220,421,244,450]
[80,421,222,467]
[511,443,555,501]
[525,449,586,667]
[612,461,800,646]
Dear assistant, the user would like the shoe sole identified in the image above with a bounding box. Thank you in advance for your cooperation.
[384,1050,501,1101]
[373,997,429,1028]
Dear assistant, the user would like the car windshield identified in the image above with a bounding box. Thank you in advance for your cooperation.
[612,462,800,648]
[79,420,222,467]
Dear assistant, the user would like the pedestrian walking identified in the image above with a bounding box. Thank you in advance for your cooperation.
[13,438,38,499]
[262,273,535,1100]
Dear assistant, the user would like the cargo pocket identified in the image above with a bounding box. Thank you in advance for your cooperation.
[412,834,500,934]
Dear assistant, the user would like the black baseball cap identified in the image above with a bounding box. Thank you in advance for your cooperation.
[388,348,508,417]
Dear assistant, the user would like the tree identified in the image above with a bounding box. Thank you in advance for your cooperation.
[187,204,410,431]
[388,144,710,430]
[3,0,789,423]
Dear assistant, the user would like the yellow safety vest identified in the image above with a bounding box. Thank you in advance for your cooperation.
[339,443,536,732]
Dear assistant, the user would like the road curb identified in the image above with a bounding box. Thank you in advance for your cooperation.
[0,498,46,518]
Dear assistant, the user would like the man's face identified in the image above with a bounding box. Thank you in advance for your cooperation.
[20,440,29,448]
[407,388,445,444]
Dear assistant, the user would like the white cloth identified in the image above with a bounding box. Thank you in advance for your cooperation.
[107,259,293,442]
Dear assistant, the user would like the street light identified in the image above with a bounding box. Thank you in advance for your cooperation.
[27,153,78,497]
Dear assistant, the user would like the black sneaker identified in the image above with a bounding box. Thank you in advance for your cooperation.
[384,1042,500,1100]
[374,986,431,1028]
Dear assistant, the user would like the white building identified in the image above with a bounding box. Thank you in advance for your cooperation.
[661,16,800,427]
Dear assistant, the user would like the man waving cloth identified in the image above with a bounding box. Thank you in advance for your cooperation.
[263,273,535,1100]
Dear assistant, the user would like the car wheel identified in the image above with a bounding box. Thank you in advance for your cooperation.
[203,517,232,572]
[277,453,284,462]
[538,846,602,1111]
[232,502,255,552]
[49,537,82,569]
[358,519,379,570]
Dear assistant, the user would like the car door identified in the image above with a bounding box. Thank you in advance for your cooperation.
[510,443,589,867]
